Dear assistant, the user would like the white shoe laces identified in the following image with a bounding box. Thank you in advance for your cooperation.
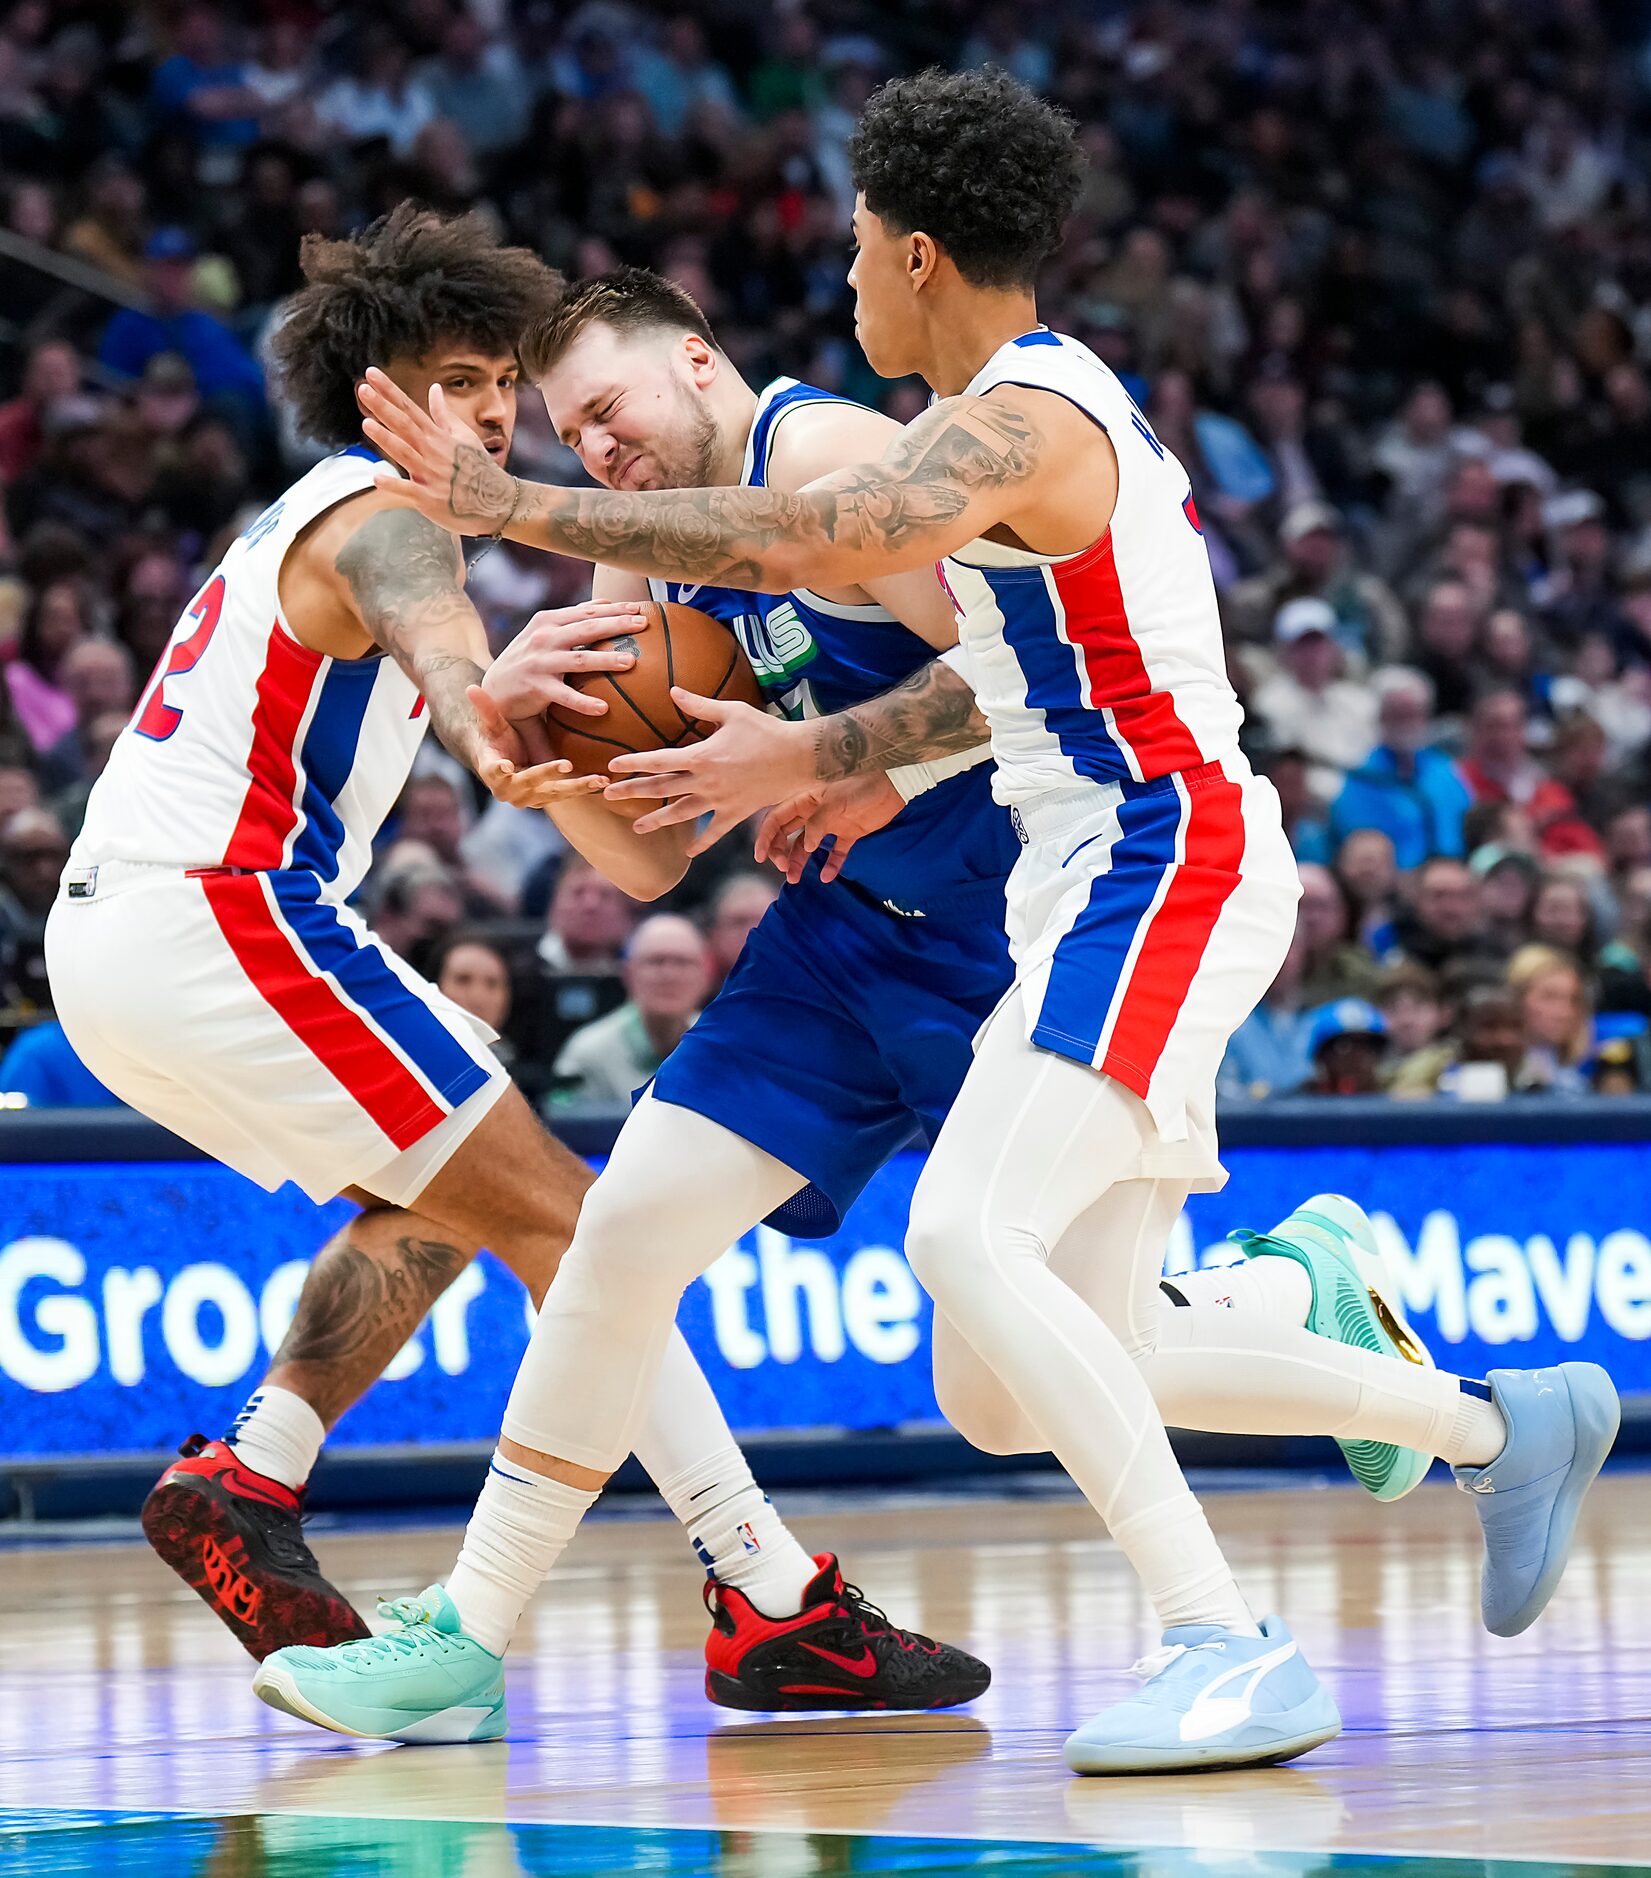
[1130,1639,1223,1681]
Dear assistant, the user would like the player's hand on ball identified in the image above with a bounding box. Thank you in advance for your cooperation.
[604,688,818,852]
[754,774,906,884]
[358,368,516,535]
[485,603,649,718]
[468,684,606,809]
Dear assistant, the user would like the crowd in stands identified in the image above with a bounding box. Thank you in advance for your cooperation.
[4,0,1651,1104]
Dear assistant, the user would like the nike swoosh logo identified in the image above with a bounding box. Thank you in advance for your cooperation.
[676,584,702,604]
[800,1641,878,1677]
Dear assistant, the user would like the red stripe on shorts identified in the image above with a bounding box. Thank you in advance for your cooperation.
[200,871,444,1150]
[1100,769,1246,1089]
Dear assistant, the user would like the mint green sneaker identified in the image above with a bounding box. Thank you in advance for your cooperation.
[252,1584,505,1743]
[1229,1193,1436,1502]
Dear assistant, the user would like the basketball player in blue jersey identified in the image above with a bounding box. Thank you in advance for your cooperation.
[294,76,1619,1770]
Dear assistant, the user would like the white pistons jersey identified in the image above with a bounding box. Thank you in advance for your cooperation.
[939,328,1242,804]
[72,447,427,899]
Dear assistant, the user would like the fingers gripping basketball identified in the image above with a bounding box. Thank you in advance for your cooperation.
[544,603,767,776]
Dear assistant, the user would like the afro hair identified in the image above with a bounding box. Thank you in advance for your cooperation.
[269,204,563,448]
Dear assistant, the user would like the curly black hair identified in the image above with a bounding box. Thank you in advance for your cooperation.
[849,68,1083,290]
[269,204,563,447]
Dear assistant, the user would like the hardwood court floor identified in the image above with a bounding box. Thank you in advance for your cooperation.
[2,1470,1647,1875]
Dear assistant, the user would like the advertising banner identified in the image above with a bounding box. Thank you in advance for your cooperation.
[1,1136,1647,1462]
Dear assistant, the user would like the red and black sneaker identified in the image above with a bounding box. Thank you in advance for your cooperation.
[703,1552,990,1712]
[140,1435,371,1661]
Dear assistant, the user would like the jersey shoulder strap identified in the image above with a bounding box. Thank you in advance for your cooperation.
[743,378,866,490]
[227,447,382,571]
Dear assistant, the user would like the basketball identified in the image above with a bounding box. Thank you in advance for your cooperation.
[543,601,767,777]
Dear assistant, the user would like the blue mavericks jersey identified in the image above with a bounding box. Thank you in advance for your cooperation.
[649,378,1017,914]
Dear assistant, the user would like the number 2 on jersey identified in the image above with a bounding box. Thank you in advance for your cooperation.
[132,574,225,742]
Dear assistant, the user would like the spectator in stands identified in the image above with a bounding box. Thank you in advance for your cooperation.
[148,4,263,155]
[1506,944,1593,1095]
[1304,999,1388,1097]
[1228,502,1407,669]
[49,708,124,840]
[1335,828,1401,952]
[1296,864,1381,1006]
[1256,746,1328,862]
[1527,871,1597,962]
[1604,803,1651,882]
[1388,856,1498,974]
[431,930,517,1079]
[0,1018,119,1106]
[1411,579,1482,722]
[0,805,68,1018]
[395,773,510,917]
[369,864,463,975]
[1471,845,1541,957]
[98,229,267,421]
[1480,608,1554,719]
[538,855,638,978]
[1250,598,1377,778]
[1459,689,1601,858]
[550,913,711,1105]
[1327,667,1471,869]
[0,674,33,775]
[37,639,133,790]
[0,339,80,485]
[5,578,89,756]
[419,12,534,157]
[1390,984,1527,1099]
[318,25,437,156]
[705,871,779,992]
[1218,926,1314,1100]
[1597,865,1651,1018]
[1376,961,1450,1070]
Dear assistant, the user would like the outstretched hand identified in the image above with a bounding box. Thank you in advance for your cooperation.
[358,368,518,536]
[601,687,817,853]
[468,683,606,810]
[753,773,906,883]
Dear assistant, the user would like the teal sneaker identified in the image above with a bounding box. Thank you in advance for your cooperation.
[252,1584,505,1743]
[1063,1616,1341,1774]
[1230,1192,1435,1501]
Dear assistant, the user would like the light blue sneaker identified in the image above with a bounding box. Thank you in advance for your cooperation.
[252,1584,506,1743]
[1231,1192,1436,1501]
[1457,1364,1620,1637]
[1063,1616,1341,1774]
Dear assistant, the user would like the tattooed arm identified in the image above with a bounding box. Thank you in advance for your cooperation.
[809,657,988,781]
[358,369,1050,592]
[331,503,494,772]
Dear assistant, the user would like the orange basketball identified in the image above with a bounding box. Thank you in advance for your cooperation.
[544,601,767,778]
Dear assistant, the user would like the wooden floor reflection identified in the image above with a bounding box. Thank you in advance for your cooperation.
[3,1470,1648,1872]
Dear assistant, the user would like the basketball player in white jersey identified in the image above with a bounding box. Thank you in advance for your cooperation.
[44,204,984,1709]
[305,79,1618,1771]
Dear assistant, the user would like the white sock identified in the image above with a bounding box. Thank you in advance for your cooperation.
[1166,1258,1314,1325]
[223,1385,324,1490]
[632,1327,818,1618]
[650,1445,817,1617]
[445,1453,600,1655]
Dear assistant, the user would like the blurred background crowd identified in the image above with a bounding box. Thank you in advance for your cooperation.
[4,0,1651,1107]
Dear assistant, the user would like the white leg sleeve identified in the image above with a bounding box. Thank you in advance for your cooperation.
[499,1092,804,1471]
[907,993,1255,1635]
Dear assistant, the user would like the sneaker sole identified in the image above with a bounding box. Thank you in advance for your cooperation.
[142,1480,370,1661]
[252,1659,507,1744]
[1239,1197,1434,1502]
[705,1667,990,1713]
[1484,1361,1620,1638]
[1063,1689,1343,1775]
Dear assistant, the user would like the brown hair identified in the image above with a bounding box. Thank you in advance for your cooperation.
[520,266,717,382]
[270,204,563,448]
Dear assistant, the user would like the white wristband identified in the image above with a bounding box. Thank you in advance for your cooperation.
[887,740,993,802]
